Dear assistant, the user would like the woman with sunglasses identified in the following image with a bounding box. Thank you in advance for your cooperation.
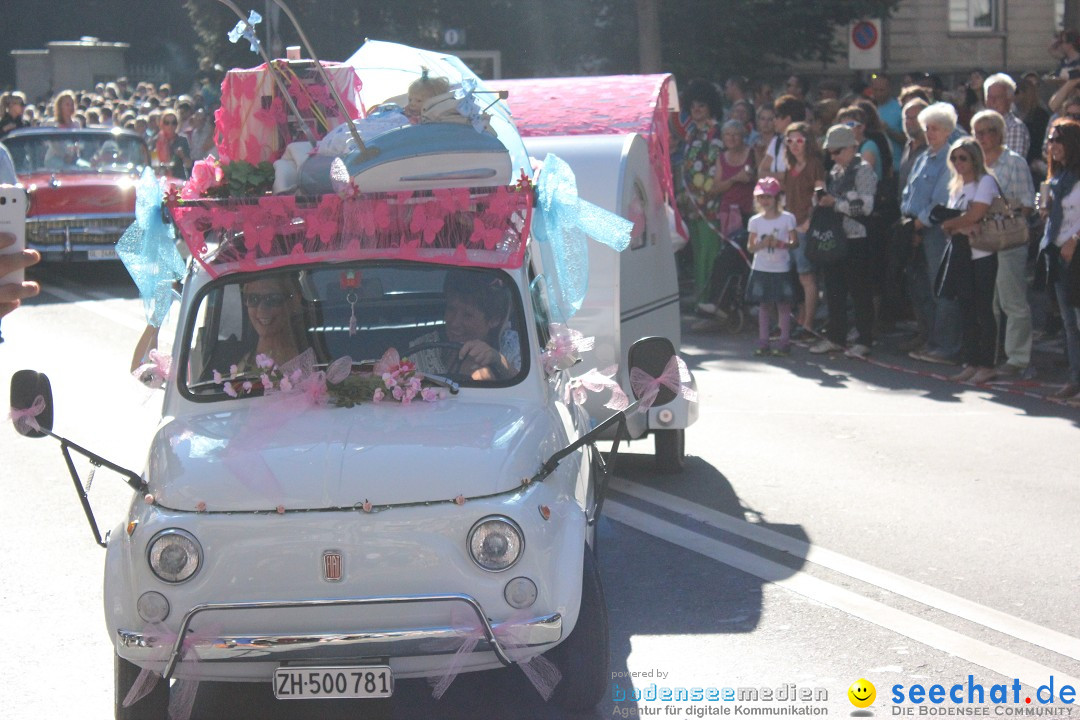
[779,121,826,338]
[1037,119,1080,400]
[939,139,998,384]
[155,109,190,179]
[239,275,311,370]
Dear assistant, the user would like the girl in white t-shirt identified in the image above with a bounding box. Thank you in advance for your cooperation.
[745,177,798,356]
[940,138,998,384]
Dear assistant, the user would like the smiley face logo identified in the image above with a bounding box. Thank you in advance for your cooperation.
[848,678,876,708]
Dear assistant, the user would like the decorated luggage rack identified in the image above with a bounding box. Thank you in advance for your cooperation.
[166,181,533,278]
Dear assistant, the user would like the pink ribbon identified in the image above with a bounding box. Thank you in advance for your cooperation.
[427,607,562,701]
[8,395,45,433]
[123,622,222,720]
[542,323,596,374]
[565,366,629,411]
[629,355,697,414]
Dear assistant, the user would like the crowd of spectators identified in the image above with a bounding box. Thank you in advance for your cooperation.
[673,29,1080,404]
[0,75,222,178]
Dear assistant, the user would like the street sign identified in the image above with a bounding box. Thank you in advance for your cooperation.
[443,28,465,47]
[848,18,882,70]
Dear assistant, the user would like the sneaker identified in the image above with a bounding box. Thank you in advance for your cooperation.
[754,346,771,357]
[949,366,978,382]
[771,345,791,357]
[791,325,815,342]
[969,367,998,384]
[809,339,843,354]
[1051,383,1080,399]
[994,362,1025,377]
[846,343,870,358]
[696,302,718,315]
[846,328,859,343]
[909,350,958,365]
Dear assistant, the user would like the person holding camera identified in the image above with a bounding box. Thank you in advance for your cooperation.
[809,125,878,358]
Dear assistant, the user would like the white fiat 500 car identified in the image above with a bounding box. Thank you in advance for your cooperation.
[11,243,683,718]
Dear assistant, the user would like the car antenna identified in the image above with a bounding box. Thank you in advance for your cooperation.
[269,0,372,160]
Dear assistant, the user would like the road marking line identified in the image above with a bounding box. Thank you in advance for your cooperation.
[605,500,1080,690]
[39,285,147,332]
[610,478,1080,663]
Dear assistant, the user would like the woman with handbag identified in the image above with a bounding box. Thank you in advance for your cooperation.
[970,109,1036,377]
[1038,119,1080,400]
[940,139,998,383]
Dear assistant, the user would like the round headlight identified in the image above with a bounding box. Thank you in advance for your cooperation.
[147,529,202,583]
[468,516,524,572]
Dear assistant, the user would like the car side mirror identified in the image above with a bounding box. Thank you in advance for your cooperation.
[10,369,54,438]
[627,336,678,405]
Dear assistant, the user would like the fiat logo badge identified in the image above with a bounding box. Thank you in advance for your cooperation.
[322,551,343,582]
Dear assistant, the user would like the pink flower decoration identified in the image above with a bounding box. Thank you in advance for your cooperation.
[362,499,373,513]
[255,353,275,369]
[373,388,385,402]
[196,501,207,512]
[144,494,155,505]
[453,495,466,506]
[276,505,285,515]
[223,383,238,398]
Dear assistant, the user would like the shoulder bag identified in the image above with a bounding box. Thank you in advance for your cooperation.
[968,176,1029,253]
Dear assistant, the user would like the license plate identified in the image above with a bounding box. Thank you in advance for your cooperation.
[273,666,393,700]
[87,248,118,260]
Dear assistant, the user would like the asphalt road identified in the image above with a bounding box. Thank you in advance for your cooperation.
[0,263,1077,719]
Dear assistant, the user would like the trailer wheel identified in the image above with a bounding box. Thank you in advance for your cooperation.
[724,308,746,334]
[115,653,168,720]
[654,428,685,473]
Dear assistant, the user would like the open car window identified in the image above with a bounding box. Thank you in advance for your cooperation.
[183,263,527,399]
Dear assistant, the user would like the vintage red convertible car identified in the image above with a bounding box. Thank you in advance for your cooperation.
[3,126,169,261]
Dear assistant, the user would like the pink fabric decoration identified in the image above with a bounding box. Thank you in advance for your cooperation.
[428,607,562,702]
[8,395,45,434]
[490,74,681,238]
[133,350,173,389]
[169,184,532,279]
[122,622,222,720]
[565,366,629,411]
[629,355,697,414]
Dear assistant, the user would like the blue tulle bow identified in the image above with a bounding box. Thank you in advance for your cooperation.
[228,10,263,54]
[454,78,487,134]
[117,169,185,327]
[533,153,633,323]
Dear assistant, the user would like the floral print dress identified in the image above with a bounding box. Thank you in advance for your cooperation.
[678,120,724,224]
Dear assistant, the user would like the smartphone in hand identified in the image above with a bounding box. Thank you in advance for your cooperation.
[0,185,28,284]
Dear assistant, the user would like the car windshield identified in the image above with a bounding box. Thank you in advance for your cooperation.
[4,132,150,175]
[183,263,528,399]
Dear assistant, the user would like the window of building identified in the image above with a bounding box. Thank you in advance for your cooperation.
[948,0,997,32]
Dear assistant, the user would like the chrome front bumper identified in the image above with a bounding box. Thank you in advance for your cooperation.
[117,593,563,680]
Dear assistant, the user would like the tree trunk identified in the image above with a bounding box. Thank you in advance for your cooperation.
[636,0,662,73]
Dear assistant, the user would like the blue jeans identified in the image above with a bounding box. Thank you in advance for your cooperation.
[1053,256,1080,385]
[911,228,961,357]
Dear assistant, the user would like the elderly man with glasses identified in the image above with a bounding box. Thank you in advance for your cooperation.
[983,73,1030,159]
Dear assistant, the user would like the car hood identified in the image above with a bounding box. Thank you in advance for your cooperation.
[147,398,567,512]
[24,172,139,217]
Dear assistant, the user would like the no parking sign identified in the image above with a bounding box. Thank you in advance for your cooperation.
[849,18,882,70]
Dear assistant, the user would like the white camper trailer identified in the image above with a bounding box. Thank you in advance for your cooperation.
[494,75,696,472]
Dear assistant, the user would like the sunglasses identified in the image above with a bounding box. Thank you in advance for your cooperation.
[951,154,971,163]
[162,119,178,126]
[785,136,806,146]
[828,148,845,156]
[243,292,292,308]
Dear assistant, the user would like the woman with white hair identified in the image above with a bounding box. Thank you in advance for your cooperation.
[970,109,1035,377]
[899,102,964,365]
